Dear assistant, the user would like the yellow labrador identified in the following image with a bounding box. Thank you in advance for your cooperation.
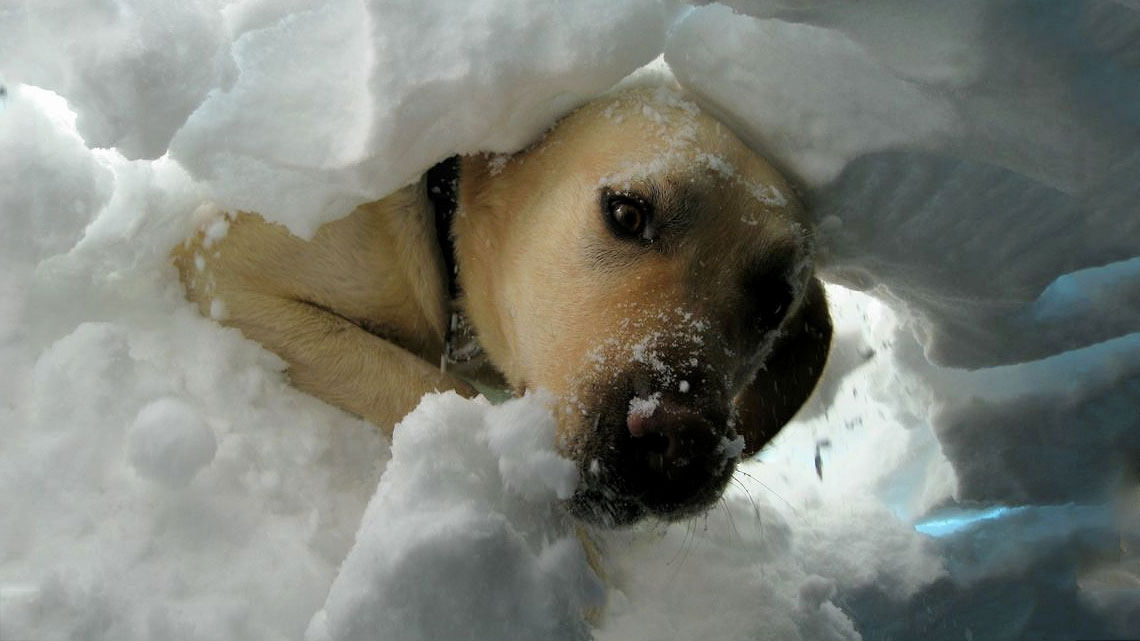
[173,86,831,527]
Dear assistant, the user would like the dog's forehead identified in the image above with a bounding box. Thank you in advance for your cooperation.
[551,88,804,223]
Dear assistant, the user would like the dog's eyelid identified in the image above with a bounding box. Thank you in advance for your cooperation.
[601,188,653,209]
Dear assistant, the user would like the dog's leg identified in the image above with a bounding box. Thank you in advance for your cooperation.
[208,289,474,435]
[172,195,473,436]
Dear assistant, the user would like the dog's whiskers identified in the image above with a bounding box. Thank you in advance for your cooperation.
[734,468,800,518]
[720,495,743,543]
[679,512,709,572]
[664,519,698,583]
[665,517,694,569]
[729,476,765,523]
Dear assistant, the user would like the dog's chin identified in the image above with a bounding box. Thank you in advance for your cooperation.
[564,460,738,528]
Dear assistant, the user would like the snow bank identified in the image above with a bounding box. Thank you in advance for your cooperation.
[3,0,681,237]
[3,0,1139,639]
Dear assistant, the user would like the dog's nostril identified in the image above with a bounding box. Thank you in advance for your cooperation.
[626,397,712,469]
[640,430,670,453]
[635,432,672,473]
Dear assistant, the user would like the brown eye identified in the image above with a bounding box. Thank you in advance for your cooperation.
[604,194,652,241]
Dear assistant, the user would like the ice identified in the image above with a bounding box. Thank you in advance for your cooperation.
[2,1,1138,639]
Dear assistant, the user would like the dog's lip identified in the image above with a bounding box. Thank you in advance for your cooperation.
[567,447,739,526]
[566,476,734,526]
[565,485,645,527]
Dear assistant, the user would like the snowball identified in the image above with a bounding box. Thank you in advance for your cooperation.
[128,397,217,488]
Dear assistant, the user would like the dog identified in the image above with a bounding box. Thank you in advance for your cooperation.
[172,86,832,527]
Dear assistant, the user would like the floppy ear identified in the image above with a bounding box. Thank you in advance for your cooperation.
[735,277,832,457]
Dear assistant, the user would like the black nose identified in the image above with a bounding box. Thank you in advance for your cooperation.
[567,382,740,525]
[617,394,732,514]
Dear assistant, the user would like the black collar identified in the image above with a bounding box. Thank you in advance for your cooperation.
[425,156,505,396]
[426,155,461,302]
[426,156,464,366]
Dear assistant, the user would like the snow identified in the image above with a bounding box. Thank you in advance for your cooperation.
[2,1,1139,640]
[306,392,596,641]
[628,393,662,420]
[128,397,217,488]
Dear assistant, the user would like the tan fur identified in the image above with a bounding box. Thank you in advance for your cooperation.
[173,187,471,430]
[453,90,824,456]
[172,87,832,524]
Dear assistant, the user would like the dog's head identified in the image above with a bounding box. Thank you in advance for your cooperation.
[455,87,831,526]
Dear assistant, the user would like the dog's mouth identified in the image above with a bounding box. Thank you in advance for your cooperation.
[561,377,741,527]
[567,454,738,527]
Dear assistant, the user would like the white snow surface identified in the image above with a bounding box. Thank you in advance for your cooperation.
[2,1,1139,640]
[306,392,597,641]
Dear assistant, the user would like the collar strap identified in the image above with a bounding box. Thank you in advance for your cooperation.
[426,157,510,401]
[426,156,467,369]
[426,155,461,302]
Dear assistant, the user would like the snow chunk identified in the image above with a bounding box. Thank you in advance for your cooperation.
[0,86,112,263]
[486,394,580,501]
[170,0,683,237]
[128,397,217,488]
[0,0,229,158]
[718,434,745,460]
[666,4,958,186]
[307,392,599,641]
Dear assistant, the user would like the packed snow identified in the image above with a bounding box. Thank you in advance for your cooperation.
[306,392,597,641]
[2,1,1138,640]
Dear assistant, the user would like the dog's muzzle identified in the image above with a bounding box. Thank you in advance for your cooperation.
[566,375,739,527]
